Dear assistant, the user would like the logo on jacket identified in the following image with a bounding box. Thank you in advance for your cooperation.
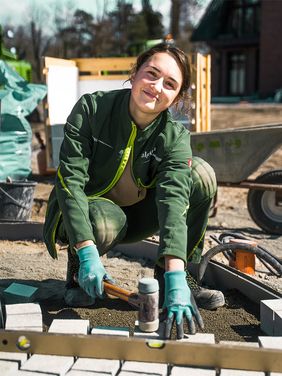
[141,148,161,162]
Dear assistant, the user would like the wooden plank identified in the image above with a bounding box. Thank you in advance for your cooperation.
[73,57,136,74]
[79,74,130,81]
[44,56,76,68]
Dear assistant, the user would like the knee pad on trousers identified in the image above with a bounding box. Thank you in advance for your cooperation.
[56,198,127,255]
[88,198,127,254]
[191,156,217,200]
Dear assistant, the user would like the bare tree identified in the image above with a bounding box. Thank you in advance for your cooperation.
[169,0,209,51]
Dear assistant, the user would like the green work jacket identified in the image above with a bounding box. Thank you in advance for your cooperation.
[43,89,193,263]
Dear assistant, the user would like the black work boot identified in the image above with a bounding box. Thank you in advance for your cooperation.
[64,247,96,307]
[154,264,225,310]
[186,272,225,310]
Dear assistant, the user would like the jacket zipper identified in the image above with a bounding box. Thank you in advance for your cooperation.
[88,122,137,198]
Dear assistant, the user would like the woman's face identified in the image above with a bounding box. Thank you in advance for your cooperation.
[129,52,183,127]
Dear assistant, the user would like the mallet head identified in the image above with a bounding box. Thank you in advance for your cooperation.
[138,278,159,333]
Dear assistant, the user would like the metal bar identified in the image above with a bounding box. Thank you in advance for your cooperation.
[188,259,282,303]
[0,221,43,240]
[0,331,281,372]
[218,181,282,192]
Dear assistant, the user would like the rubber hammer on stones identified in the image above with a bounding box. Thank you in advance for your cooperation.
[104,278,159,332]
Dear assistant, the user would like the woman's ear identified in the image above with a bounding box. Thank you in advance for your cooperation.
[130,73,135,84]
[172,95,181,107]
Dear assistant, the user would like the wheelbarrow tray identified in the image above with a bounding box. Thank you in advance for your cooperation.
[191,123,282,183]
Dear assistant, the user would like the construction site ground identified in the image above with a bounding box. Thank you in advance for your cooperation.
[0,103,281,343]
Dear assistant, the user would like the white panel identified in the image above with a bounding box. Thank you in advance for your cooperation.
[47,66,78,125]
[78,79,131,97]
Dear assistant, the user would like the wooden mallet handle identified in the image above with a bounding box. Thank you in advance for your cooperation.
[103,281,139,307]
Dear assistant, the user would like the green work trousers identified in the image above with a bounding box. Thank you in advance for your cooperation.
[57,156,217,264]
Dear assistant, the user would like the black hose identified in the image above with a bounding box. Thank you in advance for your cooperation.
[216,232,282,275]
[198,242,282,283]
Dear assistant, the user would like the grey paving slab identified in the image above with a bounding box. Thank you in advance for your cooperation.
[274,311,282,336]
[170,366,216,375]
[259,336,282,376]
[67,371,111,376]
[133,320,164,339]
[0,359,19,375]
[219,370,264,375]
[121,360,167,375]
[260,299,282,335]
[5,302,41,314]
[20,354,74,375]
[219,341,259,347]
[258,336,282,349]
[5,302,42,332]
[178,333,215,344]
[13,371,53,376]
[118,373,161,376]
[0,351,28,365]
[49,319,90,334]
[71,357,120,375]
[91,326,130,337]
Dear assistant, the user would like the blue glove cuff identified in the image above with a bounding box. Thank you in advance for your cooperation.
[77,244,99,262]
[164,270,186,285]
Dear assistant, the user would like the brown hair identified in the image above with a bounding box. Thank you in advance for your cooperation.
[129,43,191,112]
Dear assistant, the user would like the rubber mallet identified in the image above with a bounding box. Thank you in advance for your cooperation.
[104,278,159,332]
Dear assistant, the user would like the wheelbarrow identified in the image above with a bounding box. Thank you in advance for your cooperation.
[191,123,282,235]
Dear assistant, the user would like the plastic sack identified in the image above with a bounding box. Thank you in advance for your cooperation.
[0,60,47,180]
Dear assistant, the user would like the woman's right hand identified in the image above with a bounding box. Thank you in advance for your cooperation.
[76,244,112,298]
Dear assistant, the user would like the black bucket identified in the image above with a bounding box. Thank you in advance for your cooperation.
[0,180,37,221]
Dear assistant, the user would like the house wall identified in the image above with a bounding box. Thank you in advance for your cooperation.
[259,0,282,97]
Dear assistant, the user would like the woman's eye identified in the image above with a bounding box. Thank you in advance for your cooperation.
[148,71,157,78]
[166,81,175,89]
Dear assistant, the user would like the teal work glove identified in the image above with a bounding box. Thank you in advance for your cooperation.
[163,271,204,339]
[77,244,112,299]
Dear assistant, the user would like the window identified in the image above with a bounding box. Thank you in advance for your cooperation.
[228,52,246,95]
[225,0,260,37]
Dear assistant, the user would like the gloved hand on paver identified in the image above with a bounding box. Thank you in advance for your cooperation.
[163,271,204,339]
[77,244,113,298]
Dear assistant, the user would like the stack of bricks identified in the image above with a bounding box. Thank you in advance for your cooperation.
[0,302,281,375]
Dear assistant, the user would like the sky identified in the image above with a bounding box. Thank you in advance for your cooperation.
[0,0,171,30]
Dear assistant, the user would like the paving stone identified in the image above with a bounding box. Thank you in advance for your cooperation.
[20,354,74,375]
[258,336,282,376]
[133,320,164,338]
[0,359,19,375]
[91,326,130,337]
[67,371,110,376]
[49,319,90,334]
[219,370,264,375]
[118,373,160,376]
[219,341,259,347]
[3,282,38,304]
[260,299,282,335]
[121,360,167,375]
[0,351,28,365]
[178,333,215,344]
[71,357,120,375]
[274,311,282,336]
[5,303,42,332]
[258,336,282,349]
[5,302,41,315]
[12,371,52,376]
[170,366,216,375]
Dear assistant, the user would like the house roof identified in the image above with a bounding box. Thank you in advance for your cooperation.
[191,0,227,42]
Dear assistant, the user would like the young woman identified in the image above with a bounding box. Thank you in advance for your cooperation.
[44,43,224,339]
